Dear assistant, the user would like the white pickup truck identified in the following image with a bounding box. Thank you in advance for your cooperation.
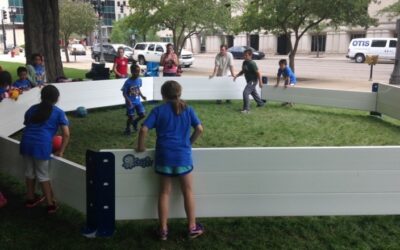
[133,42,195,67]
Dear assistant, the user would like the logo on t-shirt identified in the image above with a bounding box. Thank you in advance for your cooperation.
[122,154,153,169]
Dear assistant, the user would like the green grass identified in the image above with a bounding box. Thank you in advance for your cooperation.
[42,101,400,165]
[4,94,400,249]
[3,171,400,249]
[0,61,87,80]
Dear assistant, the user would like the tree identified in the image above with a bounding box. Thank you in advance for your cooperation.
[378,0,400,18]
[239,0,376,72]
[59,0,97,62]
[128,0,236,55]
[23,0,64,82]
[379,1,400,84]
[110,18,159,45]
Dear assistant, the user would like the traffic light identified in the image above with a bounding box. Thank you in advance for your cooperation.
[2,10,7,20]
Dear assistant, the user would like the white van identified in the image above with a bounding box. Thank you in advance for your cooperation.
[347,38,397,63]
[133,42,195,67]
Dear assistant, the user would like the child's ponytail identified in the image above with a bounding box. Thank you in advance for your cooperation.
[30,85,60,124]
[161,80,186,115]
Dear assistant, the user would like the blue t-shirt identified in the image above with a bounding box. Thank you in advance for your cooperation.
[13,79,31,90]
[34,65,45,85]
[20,105,69,160]
[122,78,143,106]
[143,103,201,167]
[277,66,297,84]
[0,87,7,98]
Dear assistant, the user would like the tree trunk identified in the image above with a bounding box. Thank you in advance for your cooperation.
[64,42,70,63]
[23,0,64,82]
[390,19,400,85]
[289,37,300,73]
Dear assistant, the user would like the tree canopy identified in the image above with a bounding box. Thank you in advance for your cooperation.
[59,0,97,62]
[379,0,400,18]
[110,18,159,45]
[239,0,376,71]
[127,0,237,54]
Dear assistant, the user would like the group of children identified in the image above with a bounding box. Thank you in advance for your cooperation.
[1,48,297,241]
[0,54,46,102]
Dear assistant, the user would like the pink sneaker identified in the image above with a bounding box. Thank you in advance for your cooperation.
[188,223,204,239]
[0,192,8,208]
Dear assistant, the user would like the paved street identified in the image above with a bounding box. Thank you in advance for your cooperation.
[0,51,395,92]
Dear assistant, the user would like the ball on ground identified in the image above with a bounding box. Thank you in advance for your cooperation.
[52,135,62,153]
[75,106,88,117]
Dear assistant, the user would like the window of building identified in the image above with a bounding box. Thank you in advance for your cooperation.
[311,34,326,52]
[371,40,387,47]
[390,40,397,48]
[350,33,366,40]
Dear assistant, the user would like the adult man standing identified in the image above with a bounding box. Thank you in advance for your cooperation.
[209,44,235,104]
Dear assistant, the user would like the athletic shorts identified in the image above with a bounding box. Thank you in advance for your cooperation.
[126,103,145,117]
[155,165,193,177]
[23,155,50,182]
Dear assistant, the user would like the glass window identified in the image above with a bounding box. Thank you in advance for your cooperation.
[156,45,164,52]
[311,35,327,52]
[148,44,155,51]
[371,40,387,47]
[389,40,397,48]
[135,44,147,50]
[350,33,366,40]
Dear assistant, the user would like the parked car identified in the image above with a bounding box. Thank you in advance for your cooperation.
[228,46,265,60]
[69,43,86,55]
[346,38,397,63]
[133,42,195,68]
[91,43,135,63]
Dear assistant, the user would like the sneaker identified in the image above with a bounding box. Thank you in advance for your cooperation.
[157,228,168,241]
[188,223,204,239]
[123,128,131,136]
[240,110,250,114]
[47,202,58,214]
[25,196,45,208]
[0,192,7,208]
[257,102,265,107]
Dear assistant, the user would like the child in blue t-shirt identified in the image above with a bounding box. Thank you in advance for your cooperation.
[275,59,297,88]
[121,64,147,135]
[13,66,32,91]
[275,59,297,106]
[20,85,70,214]
[136,80,204,240]
[27,53,46,87]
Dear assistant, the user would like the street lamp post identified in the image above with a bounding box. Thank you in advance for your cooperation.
[91,0,105,64]
[1,9,7,54]
[389,19,400,85]
[9,7,16,48]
